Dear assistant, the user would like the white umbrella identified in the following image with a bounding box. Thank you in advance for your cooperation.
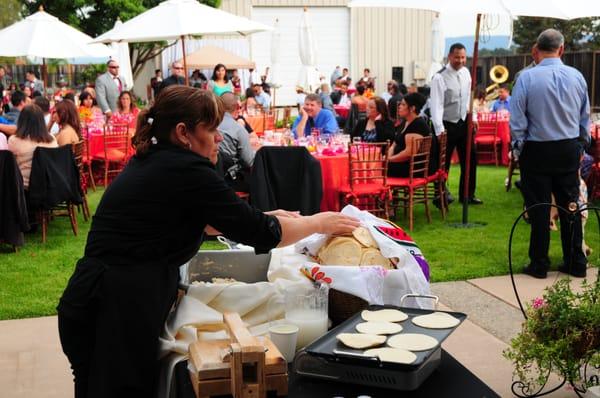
[109,20,134,89]
[349,0,600,224]
[427,14,445,83]
[270,18,282,106]
[270,18,282,87]
[0,7,112,88]
[297,8,320,93]
[92,0,272,85]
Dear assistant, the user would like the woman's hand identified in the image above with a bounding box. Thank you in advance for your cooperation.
[309,212,360,235]
[265,209,302,219]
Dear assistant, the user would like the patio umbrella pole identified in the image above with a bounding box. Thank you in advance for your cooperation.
[181,35,189,86]
[42,57,48,93]
[462,13,481,225]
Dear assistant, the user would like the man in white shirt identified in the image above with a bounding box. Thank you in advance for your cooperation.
[430,43,482,205]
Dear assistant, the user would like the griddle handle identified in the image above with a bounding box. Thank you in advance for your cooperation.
[400,294,439,309]
[333,349,379,362]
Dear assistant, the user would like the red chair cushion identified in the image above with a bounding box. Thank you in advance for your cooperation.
[387,177,428,187]
[475,136,501,144]
[94,149,127,161]
[339,183,387,195]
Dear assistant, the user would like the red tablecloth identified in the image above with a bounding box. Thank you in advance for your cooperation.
[333,105,350,119]
[316,154,348,212]
[86,125,104,159]
[246,115,265,134]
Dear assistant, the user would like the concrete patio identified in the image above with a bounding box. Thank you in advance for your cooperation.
[0,267,597,398]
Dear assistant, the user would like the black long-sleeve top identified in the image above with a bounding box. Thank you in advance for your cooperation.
[85,142,281,268]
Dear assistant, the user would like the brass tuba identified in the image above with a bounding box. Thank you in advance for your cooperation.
[485,65,509,101]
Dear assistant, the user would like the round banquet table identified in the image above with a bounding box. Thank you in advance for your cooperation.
[315,154,348,212]
[246,115,265,134]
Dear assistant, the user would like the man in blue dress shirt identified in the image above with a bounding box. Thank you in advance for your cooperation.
[292,93,338,138]
[510,29,590,279]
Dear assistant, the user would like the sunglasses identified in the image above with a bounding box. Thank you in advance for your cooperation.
[173,67,184,70]
[109,66,120,69]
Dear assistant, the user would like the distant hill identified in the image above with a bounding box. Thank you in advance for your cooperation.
[445,36,511,55]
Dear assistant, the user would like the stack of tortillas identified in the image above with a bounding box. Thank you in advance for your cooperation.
[317,227,393,269]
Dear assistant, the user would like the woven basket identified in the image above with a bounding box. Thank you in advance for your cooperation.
[328,288,369,327]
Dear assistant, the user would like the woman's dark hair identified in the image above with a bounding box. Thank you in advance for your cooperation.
[55,100,82,139]
[16,104,54,143]
[245,87,255,98]
[33,96,50,113]
[117,91,137,112]
[476,88,486,100]
[79,91,97,106]
[133,86,225,156]
[211,63,229,83]
[356,84,366,95]
[403,93,427,114]
[371,96,389,120]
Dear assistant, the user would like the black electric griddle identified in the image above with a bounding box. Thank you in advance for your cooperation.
[295,303,467,391]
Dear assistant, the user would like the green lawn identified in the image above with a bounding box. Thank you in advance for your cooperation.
[0,165,597,320]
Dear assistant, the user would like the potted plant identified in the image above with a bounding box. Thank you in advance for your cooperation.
[504,277,600,397]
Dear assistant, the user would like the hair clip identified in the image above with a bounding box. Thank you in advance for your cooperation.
[151,137,158,144]
[147,117,154,125]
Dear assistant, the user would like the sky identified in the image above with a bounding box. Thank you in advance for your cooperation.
[441,13,512,38]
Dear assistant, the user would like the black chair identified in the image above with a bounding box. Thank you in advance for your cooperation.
[29,146,83,243]
[0,150,29,249]
[344,103,367,135]
[249,147,323,215]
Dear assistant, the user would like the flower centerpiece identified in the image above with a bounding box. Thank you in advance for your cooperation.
[503,277,600,397]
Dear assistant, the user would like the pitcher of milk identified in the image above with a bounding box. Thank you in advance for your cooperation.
[284,283,329,349]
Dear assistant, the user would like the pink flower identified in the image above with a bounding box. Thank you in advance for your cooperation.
[532,297,546,309]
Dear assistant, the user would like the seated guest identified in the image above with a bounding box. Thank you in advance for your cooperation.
[0,91,27,136]
[490,84,511,112]
[381,80,398,103]
[207,64,233,96]
[7,104,58,189]
[331,81,351,106]
[319,84,336,114]
[296,86,306,109]
[33,96,58,135]
[218,92,256,192]
[473,88,489,115]
[388,93,432,178]
[291,93,338,138]
[243,87,260,114]
[253,84,271,110]
[351,84,369,112]
[78,91,103,125]
[112,91,140,131]
[389,83,407,121]
[351,96,395,143]
[52,100,81,146]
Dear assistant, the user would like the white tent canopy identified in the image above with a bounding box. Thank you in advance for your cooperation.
[0,9,111,59]
[348,0,600,19]
[177,45,255,69]
[427,14,445,83]
[297,8,320,93]
[109,20,134,89]
[92,0,272,44]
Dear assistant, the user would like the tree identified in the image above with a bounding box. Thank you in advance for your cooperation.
[512,17,600,53]
[20,0,221,78]
[0,0,21,29]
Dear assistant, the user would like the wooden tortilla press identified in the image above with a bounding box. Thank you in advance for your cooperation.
[189,312,288,398]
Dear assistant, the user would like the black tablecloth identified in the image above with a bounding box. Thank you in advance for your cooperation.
[175,349,499,398]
